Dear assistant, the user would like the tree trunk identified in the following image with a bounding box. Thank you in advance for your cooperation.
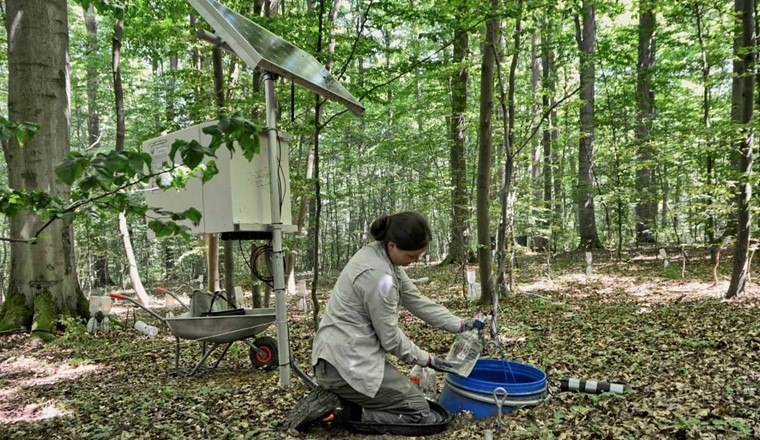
[496,0,522,293]
[446,11,470,265]
[541,13,557,247]
[694,4,717,264]
[530,31,542,221]
[118,213,148,303]
[203,46,226,295]
[84,6,114,289]
[208,43,235,302]
[113,10,150,305]
[307,0,338,330]
[574,2,602,250]
[85,4,100,149]
[286,136,314,290]
[205,234,220,292]
[0,0,87,335]
[634,0,657,244]
[476,0,499,306]
[726,0,755,298]
[113,15,125,155]
[190,14,203,123]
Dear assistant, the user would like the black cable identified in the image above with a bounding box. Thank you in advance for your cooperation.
[0,327,27,335]
[250,244,275,287]
[240,240,253,272]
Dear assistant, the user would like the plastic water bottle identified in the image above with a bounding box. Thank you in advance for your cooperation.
[134,320,159,337]
[410,364,423,387]
[87,317,97,334]
[446,329,482,377]
[420,367,438,399]
[101,316,111,334]
[409,365,439,400]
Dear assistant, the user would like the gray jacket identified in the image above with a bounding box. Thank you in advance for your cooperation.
[312,241,462,398]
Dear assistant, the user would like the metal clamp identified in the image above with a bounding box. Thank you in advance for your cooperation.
[493,386,507,434]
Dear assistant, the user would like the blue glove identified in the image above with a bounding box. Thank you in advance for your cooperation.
[463,318,485,332]
[428,356,459,374]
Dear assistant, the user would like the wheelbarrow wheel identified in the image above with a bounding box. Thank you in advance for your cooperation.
[286,386,342,432]
[249,336,278,370]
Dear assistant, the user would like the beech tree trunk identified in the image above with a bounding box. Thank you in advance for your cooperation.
[446,8,470,265]
[541,13,558,247]
[726,0,755,298]
[635,0,657,244]
[85,4,101,149]
[113,9,150,305]
[84,5,114,289]
[496,0,523,293]
[574,2,603,250]
[0,0,87,335]
[207,46,225,295]
[476,0,499,306]
[694,4,717,264]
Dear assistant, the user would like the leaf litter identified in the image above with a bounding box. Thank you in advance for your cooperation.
[0,249,758,439]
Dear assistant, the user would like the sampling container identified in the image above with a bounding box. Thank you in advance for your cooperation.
[438,359,548,419]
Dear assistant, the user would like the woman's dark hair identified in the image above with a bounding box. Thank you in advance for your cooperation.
[369,211,431,251]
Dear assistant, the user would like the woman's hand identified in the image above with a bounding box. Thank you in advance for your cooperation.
[462,318,485,332]
[427,355,459,374]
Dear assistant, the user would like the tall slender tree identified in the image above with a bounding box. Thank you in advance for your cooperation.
[476,0,499,305]
[694,3,717,262]
[111,2,150,305]
[495,0,523,293]
[726,0,755,298]
[446,6,471,265]
[574,1,602,249]
[635,0,657,244]
[540,11,558,250]
[84,4,114,289]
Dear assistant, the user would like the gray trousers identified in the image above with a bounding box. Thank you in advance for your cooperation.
[315,358,430,424]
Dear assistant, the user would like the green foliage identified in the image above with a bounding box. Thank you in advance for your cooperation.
[0,117,40,146]
[0,111,259,245]
[3,0,755,282]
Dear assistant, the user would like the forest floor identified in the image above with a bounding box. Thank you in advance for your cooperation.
[0,247,759,440]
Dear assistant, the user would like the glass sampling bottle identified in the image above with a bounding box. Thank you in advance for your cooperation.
[445,329,482,377]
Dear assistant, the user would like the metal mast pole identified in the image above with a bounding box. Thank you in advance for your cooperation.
[264,72,290,387]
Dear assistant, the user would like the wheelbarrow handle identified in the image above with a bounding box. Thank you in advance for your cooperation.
[154,286,190,311]
[109,292,167,324]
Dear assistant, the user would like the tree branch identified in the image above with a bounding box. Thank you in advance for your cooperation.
[513,85,581,156]
[320,16,489,129]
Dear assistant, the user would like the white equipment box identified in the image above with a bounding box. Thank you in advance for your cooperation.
[142,121,294,235]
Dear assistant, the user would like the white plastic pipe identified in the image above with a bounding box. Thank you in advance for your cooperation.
[265,73,290,387]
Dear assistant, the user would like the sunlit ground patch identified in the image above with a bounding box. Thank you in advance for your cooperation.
[0,355,99,424]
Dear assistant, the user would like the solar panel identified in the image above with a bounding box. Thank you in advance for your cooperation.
[189,0,364,116]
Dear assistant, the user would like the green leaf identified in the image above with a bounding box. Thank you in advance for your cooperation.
[180,140,206,169]
[201,161,219,183]
[238,129,260,161]
[147,220,174,237]
[0,190,24,217]
[55,153,88,185]
[137,151,152,170]
[127,151,147,175]
[169,139,188,164]
[15,122,40,146]
[0,117,39,146]
[553,410,565,424]
[182,207,202,225]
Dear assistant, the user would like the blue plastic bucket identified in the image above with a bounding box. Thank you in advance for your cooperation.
[437,359,548,419]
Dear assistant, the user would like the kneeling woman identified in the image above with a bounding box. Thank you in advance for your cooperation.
[311,211,482,424]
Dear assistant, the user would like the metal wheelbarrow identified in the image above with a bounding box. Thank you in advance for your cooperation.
[109,292,278,375]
